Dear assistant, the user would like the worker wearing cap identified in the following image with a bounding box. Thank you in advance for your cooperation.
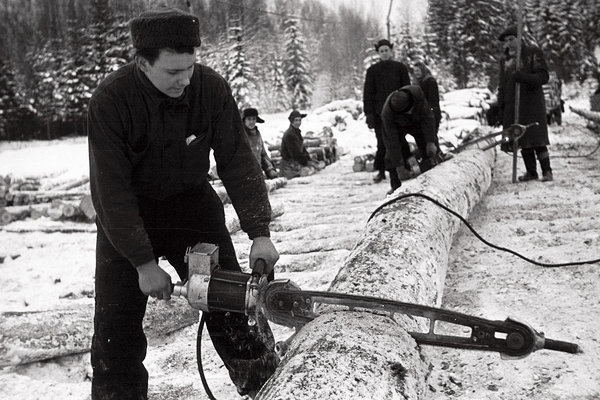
[87,7,279,399]
[497,25,553,182]
[241,107,279,179]
[279,110,320,179]
[381,85,440,192]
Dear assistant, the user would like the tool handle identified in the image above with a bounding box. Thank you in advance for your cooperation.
[544,338,581,354]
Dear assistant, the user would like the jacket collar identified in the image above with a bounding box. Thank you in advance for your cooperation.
[134,65,191,113]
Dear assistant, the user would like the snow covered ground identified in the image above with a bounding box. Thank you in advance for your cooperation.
[1,91,598,399]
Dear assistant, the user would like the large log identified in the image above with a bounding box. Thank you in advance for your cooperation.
[257,148,495,400]
[0,297,198,367]
[569,105,600,123]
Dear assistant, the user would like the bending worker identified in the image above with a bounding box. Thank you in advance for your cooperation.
[381,85,441,193]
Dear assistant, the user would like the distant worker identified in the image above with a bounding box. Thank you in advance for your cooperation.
[412,61,442,133]
[279,110,320,179]
[381,85,441,193]
[363,39,411,184]
[242,108,279,179]
[497,25,553,182]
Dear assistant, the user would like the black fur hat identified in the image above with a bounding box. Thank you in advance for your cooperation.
[130,8,201,49]
[498,26,518,41]
[375,39,393,51]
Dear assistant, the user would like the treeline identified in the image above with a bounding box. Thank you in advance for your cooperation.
[425,0,600,90]
[0,0,379,140]
[1,0,599,141]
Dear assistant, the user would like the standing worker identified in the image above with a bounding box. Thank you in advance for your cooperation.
[87,7,279,399]
[412,61,442,133]
[242,107,279,179]
[497,26,553,182]
[363,39,411,184]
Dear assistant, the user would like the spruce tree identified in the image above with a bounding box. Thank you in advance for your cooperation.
[282,17,312,110]
[226,26,255,110]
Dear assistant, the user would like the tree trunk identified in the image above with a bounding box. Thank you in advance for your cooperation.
[569,106,600,123]
[257,148,495,400]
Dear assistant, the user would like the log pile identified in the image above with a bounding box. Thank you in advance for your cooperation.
[0,172,287,226]
[352,154,375,172]
[0,174,94,226]
[569,105,600,124]
[438,88,494,152]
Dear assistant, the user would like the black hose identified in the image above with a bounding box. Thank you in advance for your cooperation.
[197,313,218,400]
[368,192,600,267]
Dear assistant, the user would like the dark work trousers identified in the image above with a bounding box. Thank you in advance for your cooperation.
[91,180,276,399]
[387,130,429,191]
[373,114,387,175]
[521,146,551,177]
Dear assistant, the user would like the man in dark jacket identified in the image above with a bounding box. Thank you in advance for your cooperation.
[279,110,320,179]
[363,39,411,183]
[87,8,279,399]
[381,85,440,193]
[242,108,279,179]
[497,25,553,182]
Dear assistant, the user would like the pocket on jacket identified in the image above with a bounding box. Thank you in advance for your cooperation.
[126,140,149,167]
[182,131,210,185]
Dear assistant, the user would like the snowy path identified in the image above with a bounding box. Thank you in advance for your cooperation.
[424,112,600,399]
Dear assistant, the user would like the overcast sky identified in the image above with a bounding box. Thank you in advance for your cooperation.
[322,0,428,28]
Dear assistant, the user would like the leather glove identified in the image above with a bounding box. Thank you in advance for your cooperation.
[266,169,279,179]
[366,114,375,129]
[396,165,412,181]
[425,142,438,157]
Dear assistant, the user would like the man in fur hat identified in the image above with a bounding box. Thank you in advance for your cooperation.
[87,7,279,399]
[363,39,411,184]
[381,85,441,193]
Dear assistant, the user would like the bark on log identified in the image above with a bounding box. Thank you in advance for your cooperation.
[0,298,198,367]
[569,106,600,123]
[264,177,287,192]
[257,148,495,400]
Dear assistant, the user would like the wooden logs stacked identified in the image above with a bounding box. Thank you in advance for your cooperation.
[352,154,375,172]
[0,175,93,226]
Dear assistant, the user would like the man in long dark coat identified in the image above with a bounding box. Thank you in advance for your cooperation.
[363,39,411,183]
[497,26,553,181]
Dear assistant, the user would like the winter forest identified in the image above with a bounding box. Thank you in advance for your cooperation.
[0,0,599,141]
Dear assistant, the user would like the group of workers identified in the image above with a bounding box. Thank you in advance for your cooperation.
[86,6,554,399]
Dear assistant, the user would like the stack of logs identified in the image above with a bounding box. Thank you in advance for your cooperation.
[352,154,376,173]
[268,127,339,169]
[0,175,95,226]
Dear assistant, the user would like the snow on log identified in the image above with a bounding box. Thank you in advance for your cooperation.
[258,148,495,400]
[0,297,197,367]
[569,106,600,123]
